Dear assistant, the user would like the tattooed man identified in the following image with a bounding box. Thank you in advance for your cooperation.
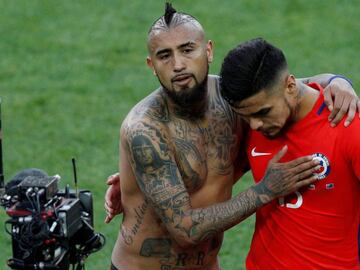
[107,4,359,270]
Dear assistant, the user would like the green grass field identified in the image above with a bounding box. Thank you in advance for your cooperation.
[0,0,359,269]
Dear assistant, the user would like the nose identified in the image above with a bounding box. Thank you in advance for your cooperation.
[173,54,186,72]
[249,118,263,130]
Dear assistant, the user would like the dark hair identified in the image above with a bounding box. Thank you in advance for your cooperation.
[148,2,200,34]
[220,38,287,106]
[164,2,177,25]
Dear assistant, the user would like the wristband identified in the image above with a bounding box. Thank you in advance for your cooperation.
[327,75,353,87]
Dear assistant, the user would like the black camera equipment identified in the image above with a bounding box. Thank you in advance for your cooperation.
[0,99,105,270]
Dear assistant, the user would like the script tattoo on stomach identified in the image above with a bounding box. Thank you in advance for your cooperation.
[140,238,216,270]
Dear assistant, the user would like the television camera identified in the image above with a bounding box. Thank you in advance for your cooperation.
[0,99,105,270]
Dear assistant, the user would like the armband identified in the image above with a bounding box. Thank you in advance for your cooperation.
[327,75,353,87]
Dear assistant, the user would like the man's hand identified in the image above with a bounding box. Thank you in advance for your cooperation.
[104,172,123,224]
[323,78,360,127]
[255,146,320,204]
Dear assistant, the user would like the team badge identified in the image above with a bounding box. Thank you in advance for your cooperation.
[312,153,330,180]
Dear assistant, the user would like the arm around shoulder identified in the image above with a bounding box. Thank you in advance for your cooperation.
[121,118,264,248]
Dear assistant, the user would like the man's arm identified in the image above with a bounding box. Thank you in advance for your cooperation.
[299,74,359,126]
[124,120,319,248]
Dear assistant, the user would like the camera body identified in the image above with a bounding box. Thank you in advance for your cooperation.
[1,172,104,270]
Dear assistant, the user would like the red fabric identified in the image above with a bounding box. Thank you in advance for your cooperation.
[245,83,360,269]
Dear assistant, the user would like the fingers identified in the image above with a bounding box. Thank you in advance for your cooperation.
[105,215,112,224]
[344,99,357,127]
[323,85,334,112]
[105,190,123,208]
[104,194,113,209]
[104,186,114,207]
[327,91,344,125]
[106,173,119,185]
[104,172,122,223]
[281,154,315,168]
[262,153,321,199]
[105,210,115,224]
[330,94,352,127]
[104,201,113,223]
[104,201,119,223]
[293,175,317,190]
[270,145,288,164]
[106,198,122,212]
[324,79,360,127]
[106,172,120,185]
[293,163,321,182]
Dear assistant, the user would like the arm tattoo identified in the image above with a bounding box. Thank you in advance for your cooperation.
[123,86,268,246]
[124,120,192,231]
[181,187,263,242]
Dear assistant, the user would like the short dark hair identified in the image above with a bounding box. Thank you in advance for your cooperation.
[220,38,287,106]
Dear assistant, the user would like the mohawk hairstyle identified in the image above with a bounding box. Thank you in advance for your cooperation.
[148,2,201,35]
[164,2,177,25]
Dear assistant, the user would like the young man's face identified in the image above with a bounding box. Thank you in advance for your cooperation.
[231,76,297,139]
[146,23,213,104]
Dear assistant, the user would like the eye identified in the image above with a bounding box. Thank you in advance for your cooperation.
[159,54,170,60]
[256,108,271,116]
[182,48,194,54]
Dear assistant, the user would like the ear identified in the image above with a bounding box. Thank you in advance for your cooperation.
[285,74,297,95]
[206,40,214,63]
[146,56,157,76]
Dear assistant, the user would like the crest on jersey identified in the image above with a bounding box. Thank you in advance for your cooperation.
[312,153,331,180]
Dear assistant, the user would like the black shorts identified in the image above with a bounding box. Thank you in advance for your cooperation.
[110,262,118,270]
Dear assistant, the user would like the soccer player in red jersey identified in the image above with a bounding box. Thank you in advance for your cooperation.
[220,38,360,269]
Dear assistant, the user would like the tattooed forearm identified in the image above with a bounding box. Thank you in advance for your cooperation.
[123,115,272,247]
[123,119,270,247]
[176,187,263,243]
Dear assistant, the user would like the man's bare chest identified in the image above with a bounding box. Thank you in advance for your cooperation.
[168,119,239,192]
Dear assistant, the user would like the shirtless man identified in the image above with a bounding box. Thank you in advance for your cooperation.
[108,4,359,270]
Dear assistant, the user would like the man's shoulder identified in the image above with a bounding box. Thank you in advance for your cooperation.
[129,88,170,121]
[121,89,169,134]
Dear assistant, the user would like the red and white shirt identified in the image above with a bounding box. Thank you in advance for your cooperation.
[246,83,360,270]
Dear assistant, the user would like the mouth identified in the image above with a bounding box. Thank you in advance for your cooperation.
[259,127,272,134]
[261,127,280,138]
[172,74,193,86]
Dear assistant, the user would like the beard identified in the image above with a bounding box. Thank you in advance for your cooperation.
[160,66,209,110]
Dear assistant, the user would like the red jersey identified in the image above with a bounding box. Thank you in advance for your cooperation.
[246,83,360,270]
